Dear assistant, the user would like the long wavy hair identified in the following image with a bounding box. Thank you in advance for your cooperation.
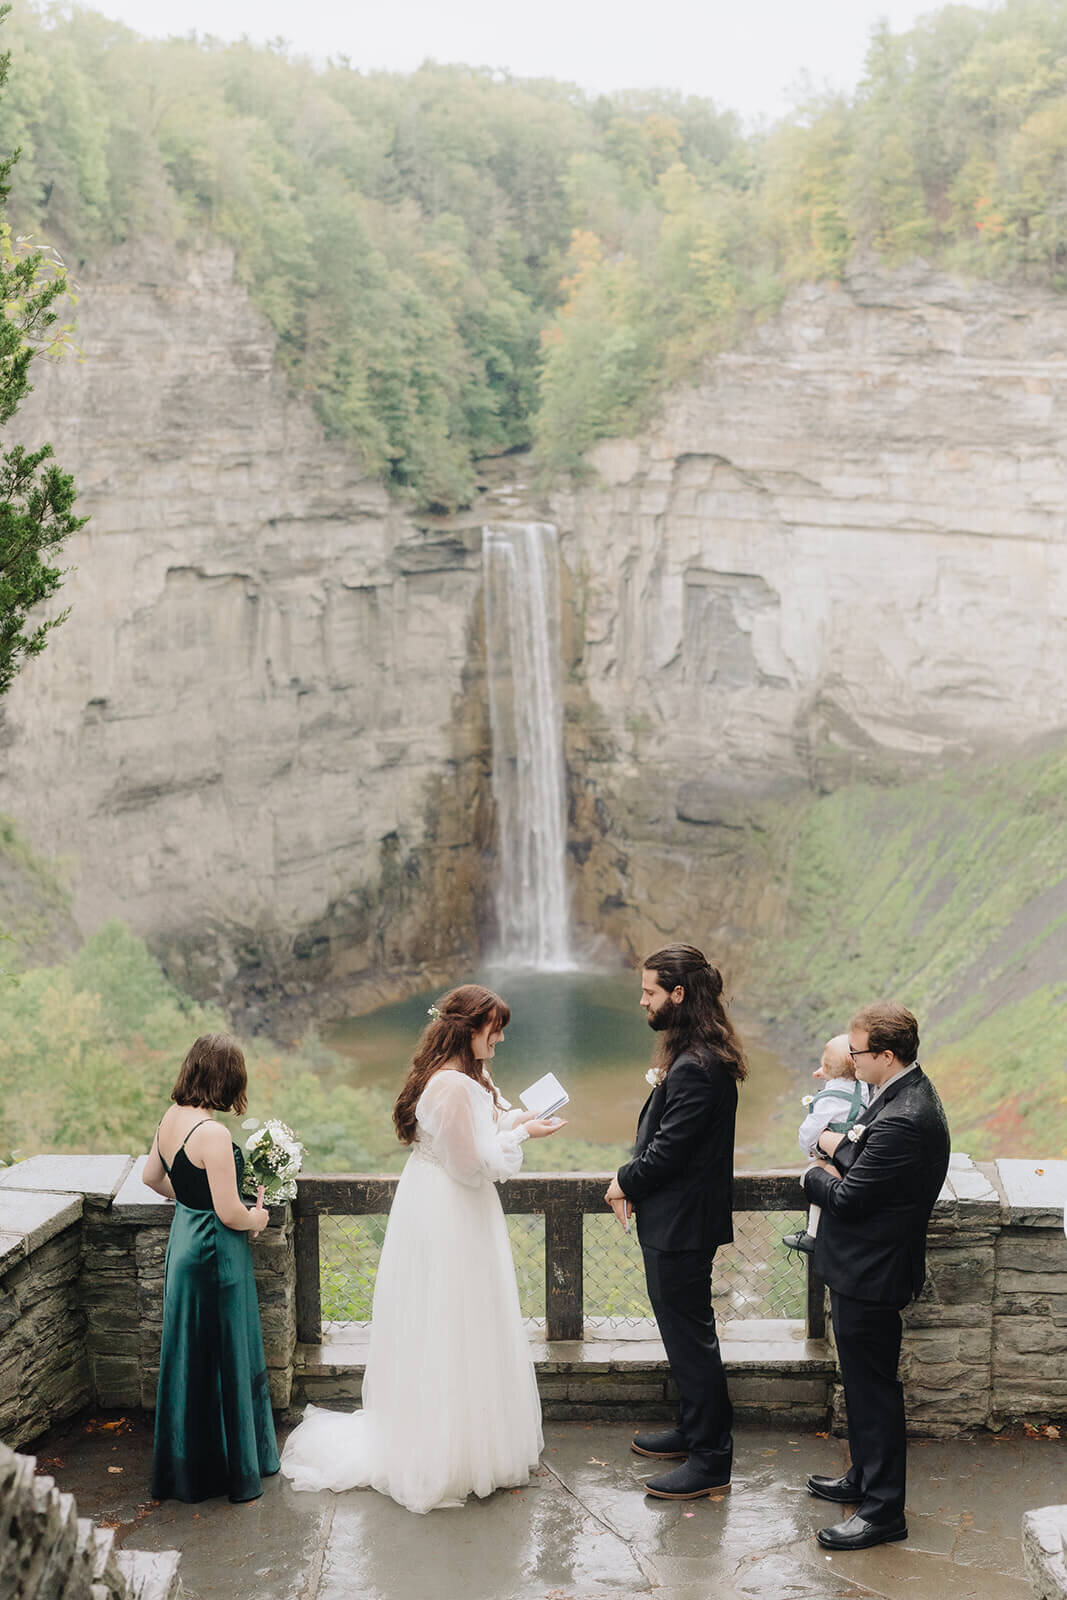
[644,945,748,1083]
[393,984,512,1145]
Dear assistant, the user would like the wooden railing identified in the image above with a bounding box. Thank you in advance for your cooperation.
[293,1170,826,1346]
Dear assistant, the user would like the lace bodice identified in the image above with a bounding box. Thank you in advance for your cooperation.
[411,1070,529,1187]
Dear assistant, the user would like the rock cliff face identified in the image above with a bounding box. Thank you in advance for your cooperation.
[1,250,1065,1007]
[0,243,494,1021]
[551,265,1067,960]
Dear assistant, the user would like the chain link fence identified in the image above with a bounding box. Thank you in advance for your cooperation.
[319,1208,807,1325]
[581,1210,808,1322]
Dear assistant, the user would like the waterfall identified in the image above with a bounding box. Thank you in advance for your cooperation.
[482,522,572,970]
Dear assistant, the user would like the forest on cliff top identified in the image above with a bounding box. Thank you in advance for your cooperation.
[5,2,1067,505]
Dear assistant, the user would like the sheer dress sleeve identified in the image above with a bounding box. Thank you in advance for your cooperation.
[416,1072,528,1187]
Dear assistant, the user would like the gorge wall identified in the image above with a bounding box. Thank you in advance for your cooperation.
[0,248,1064,1011]
[0,243,496,1022]
[552,264,1067,962]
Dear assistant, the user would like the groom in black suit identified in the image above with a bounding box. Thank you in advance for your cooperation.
[802,1002,950,1551]
[605,945,746,1500]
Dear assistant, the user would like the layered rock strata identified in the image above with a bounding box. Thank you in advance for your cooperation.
[552,266,1067,959]
[2,251,1066,999]
[0,244,492,1018]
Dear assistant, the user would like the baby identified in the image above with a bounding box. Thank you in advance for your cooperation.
[782,1033,869,1256]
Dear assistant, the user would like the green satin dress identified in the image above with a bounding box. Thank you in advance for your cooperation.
[151,1122,280,1503]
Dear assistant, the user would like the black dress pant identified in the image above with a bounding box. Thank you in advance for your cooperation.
[642,1244,733,1474]
[830,1289,907,1524]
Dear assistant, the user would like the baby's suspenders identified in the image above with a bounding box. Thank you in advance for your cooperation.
[813,1079,866,1135]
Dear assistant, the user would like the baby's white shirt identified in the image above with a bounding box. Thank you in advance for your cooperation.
[797,1080,870,1159]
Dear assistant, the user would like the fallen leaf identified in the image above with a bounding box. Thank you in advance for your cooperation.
[1035,1168,1044,1176]
[684,1511,695,1517]
[1046,1426,1061,1439]
[587,1457,608,1466]
[106,1466,123,1475]
[815,1431,830,1439]
[710,1494,725,1502]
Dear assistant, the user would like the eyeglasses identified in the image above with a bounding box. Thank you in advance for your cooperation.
[848,1047,878,1059]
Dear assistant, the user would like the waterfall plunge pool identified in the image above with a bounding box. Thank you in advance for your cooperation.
[323,970,800,1160]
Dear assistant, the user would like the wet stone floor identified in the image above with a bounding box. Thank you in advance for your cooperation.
[29,1411,1063,1600]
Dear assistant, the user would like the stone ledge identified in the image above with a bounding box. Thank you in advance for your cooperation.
[111,1155,175,1223]
[1023,1504,1067,1600]
[292,1317,836,1424]
[0,1190,82,1256]
[0,1155,133,1203]
[996,1160,1067,1228]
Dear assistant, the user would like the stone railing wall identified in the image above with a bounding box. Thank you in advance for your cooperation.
[827,1154,1067,1436]
[0,1436,183,1600]
[0,1155,295,1451]
[0,1151,1064,1453]
[1024,1505,1067,1600]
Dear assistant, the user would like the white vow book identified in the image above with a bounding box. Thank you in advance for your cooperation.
[519,1072,569,1118]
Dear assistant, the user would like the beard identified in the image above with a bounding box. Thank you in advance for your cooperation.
[647,996,681,1032]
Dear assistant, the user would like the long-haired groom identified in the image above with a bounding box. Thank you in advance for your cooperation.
[605,944,747,1499]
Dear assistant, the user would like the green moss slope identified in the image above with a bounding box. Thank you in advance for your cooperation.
[750,739,1067,1161]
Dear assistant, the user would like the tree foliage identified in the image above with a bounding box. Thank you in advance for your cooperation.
[3,3,1067,499]
[0,5,83,697]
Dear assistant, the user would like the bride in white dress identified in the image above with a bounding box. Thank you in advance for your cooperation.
[280,984,564,1514]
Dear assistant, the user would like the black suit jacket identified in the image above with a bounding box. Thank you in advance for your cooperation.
[803,1066,950,1309]
[617,1049,737,1253]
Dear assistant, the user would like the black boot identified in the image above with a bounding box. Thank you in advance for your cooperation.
[782,1230,815,1256]
[631,1428,688,1459]
[643,1461,731,1499]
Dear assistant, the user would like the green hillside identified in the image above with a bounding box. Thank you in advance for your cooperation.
[5,3,1067,503]
[749,738,1067,1162]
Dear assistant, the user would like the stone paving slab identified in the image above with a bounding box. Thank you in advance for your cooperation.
[0,1154,133,1201]
[996,1160,1067,1227]
[24,1411,1065,1600]
[0,1189,82,1254]
[111,1156,175,1223]
[0,1230,26,1268]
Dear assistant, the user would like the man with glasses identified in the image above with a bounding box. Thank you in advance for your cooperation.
[800,1002,950,1551]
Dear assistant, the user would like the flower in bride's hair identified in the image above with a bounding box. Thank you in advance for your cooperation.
[645,1066,667,1088]
[427,1004,442,1021]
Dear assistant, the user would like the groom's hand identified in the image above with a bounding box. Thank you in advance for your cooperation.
[604,1177,631,1229]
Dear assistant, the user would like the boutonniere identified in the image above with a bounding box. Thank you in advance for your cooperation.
[847,1123,867,1143]
[645,1066,667,1089]
[801,1093,815,1106]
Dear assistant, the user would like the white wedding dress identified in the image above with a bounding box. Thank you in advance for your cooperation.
[280,1069,543,1514]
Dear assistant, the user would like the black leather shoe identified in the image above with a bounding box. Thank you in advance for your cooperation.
[643,1462,731,1499]
[807,1473,861,1504]
[632,1428,688,1459]
[816,1513,908,1550]
[783,1230,816,1255]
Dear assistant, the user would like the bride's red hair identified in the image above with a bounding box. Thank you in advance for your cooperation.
[393,984,511,1145]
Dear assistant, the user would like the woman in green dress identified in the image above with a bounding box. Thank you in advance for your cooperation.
[143,1033,279,1503]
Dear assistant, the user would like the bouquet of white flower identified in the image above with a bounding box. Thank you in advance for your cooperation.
[241,1118,304,1205]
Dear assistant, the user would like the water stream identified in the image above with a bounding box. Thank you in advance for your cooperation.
[482,523,572,969]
